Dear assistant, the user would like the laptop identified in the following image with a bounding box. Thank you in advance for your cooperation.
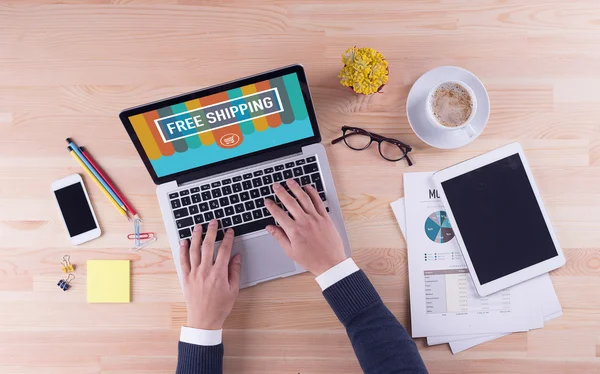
[119,64,351,288]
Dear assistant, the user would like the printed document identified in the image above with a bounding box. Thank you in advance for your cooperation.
[402,172,531,337]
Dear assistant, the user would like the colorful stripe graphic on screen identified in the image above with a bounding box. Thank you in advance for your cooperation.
[129,73,308,161]
[129,72,314,178]
[154,88,283,143]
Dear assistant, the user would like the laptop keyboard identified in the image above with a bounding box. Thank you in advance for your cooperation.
[169,155,329,242]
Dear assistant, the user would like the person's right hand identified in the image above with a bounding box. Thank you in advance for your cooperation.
[264,179,347,276]
[180,220,242,330]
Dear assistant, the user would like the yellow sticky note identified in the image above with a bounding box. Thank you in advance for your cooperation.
[87,260,130,303]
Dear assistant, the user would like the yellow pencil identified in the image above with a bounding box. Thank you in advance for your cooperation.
[68,148,129,219]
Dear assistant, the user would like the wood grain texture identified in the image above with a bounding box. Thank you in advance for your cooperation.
[1,0,600,372]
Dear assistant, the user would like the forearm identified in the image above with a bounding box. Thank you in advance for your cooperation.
[176,342,223,374]
[176,328,224,374]
[322,267,428,374]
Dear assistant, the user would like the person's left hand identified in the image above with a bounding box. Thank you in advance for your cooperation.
[179,219,242,330]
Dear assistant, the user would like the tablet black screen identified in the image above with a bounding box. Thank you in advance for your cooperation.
[441,153,558,284]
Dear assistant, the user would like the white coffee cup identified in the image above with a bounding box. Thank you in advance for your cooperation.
[426,80,477,137]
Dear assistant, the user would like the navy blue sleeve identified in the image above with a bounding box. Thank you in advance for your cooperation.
[176,341,223,374]
[323,270,428,374]
[175,270,426,374]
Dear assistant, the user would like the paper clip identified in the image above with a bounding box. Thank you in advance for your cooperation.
[127,232,154,240]
[57,274,75,291]
[61,255,75,273]
[130,236,157,252]
[133,217,142,247]
[128,217,157,251]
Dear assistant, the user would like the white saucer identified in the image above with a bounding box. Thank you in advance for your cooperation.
[406,66,490,149]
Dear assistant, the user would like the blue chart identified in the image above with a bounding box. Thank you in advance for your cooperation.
[424,211,455,243]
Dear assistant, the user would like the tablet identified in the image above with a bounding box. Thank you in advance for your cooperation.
[432,142,565,296]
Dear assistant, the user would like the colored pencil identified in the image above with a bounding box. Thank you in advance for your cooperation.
[68,147,128,219]
[80,146,138,218]
[65,138,126,209]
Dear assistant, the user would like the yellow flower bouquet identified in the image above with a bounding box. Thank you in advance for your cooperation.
[338,47,389,95]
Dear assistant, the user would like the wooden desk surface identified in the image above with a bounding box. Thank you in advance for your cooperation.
[1,1,600,373]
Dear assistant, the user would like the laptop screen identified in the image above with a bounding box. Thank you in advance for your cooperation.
[127,72,315,178]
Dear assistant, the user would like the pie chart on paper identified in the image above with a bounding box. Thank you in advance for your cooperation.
[424,211,455,243]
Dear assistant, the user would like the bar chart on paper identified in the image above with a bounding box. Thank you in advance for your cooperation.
[424,269,512,314]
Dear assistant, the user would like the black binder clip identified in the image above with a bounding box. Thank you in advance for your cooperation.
[57,274,75,291]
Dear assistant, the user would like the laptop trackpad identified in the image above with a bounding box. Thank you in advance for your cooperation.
[231,233,296,285]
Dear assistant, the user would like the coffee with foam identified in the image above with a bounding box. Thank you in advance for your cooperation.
[428,82,473,128]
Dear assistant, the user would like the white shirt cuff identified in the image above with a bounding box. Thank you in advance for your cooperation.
[315,258,360,291]
[180,326,222,346]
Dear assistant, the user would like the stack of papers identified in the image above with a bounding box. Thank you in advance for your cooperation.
[390,172,561,354]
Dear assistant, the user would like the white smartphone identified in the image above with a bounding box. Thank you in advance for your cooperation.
[51,174,101,245]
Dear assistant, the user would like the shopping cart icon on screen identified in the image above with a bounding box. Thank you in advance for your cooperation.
[219,133,241,148]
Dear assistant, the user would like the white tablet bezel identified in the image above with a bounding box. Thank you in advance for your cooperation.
[432,142,565,296]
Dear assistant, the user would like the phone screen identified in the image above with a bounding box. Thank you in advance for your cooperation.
[54,183,97,237]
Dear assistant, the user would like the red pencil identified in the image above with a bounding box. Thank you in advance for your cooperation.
[80,146,138,218]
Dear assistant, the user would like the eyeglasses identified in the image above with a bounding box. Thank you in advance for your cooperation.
[331,126,413,166]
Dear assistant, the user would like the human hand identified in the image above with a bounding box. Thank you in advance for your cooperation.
[264,179,347,276]
[179,219,242,330]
